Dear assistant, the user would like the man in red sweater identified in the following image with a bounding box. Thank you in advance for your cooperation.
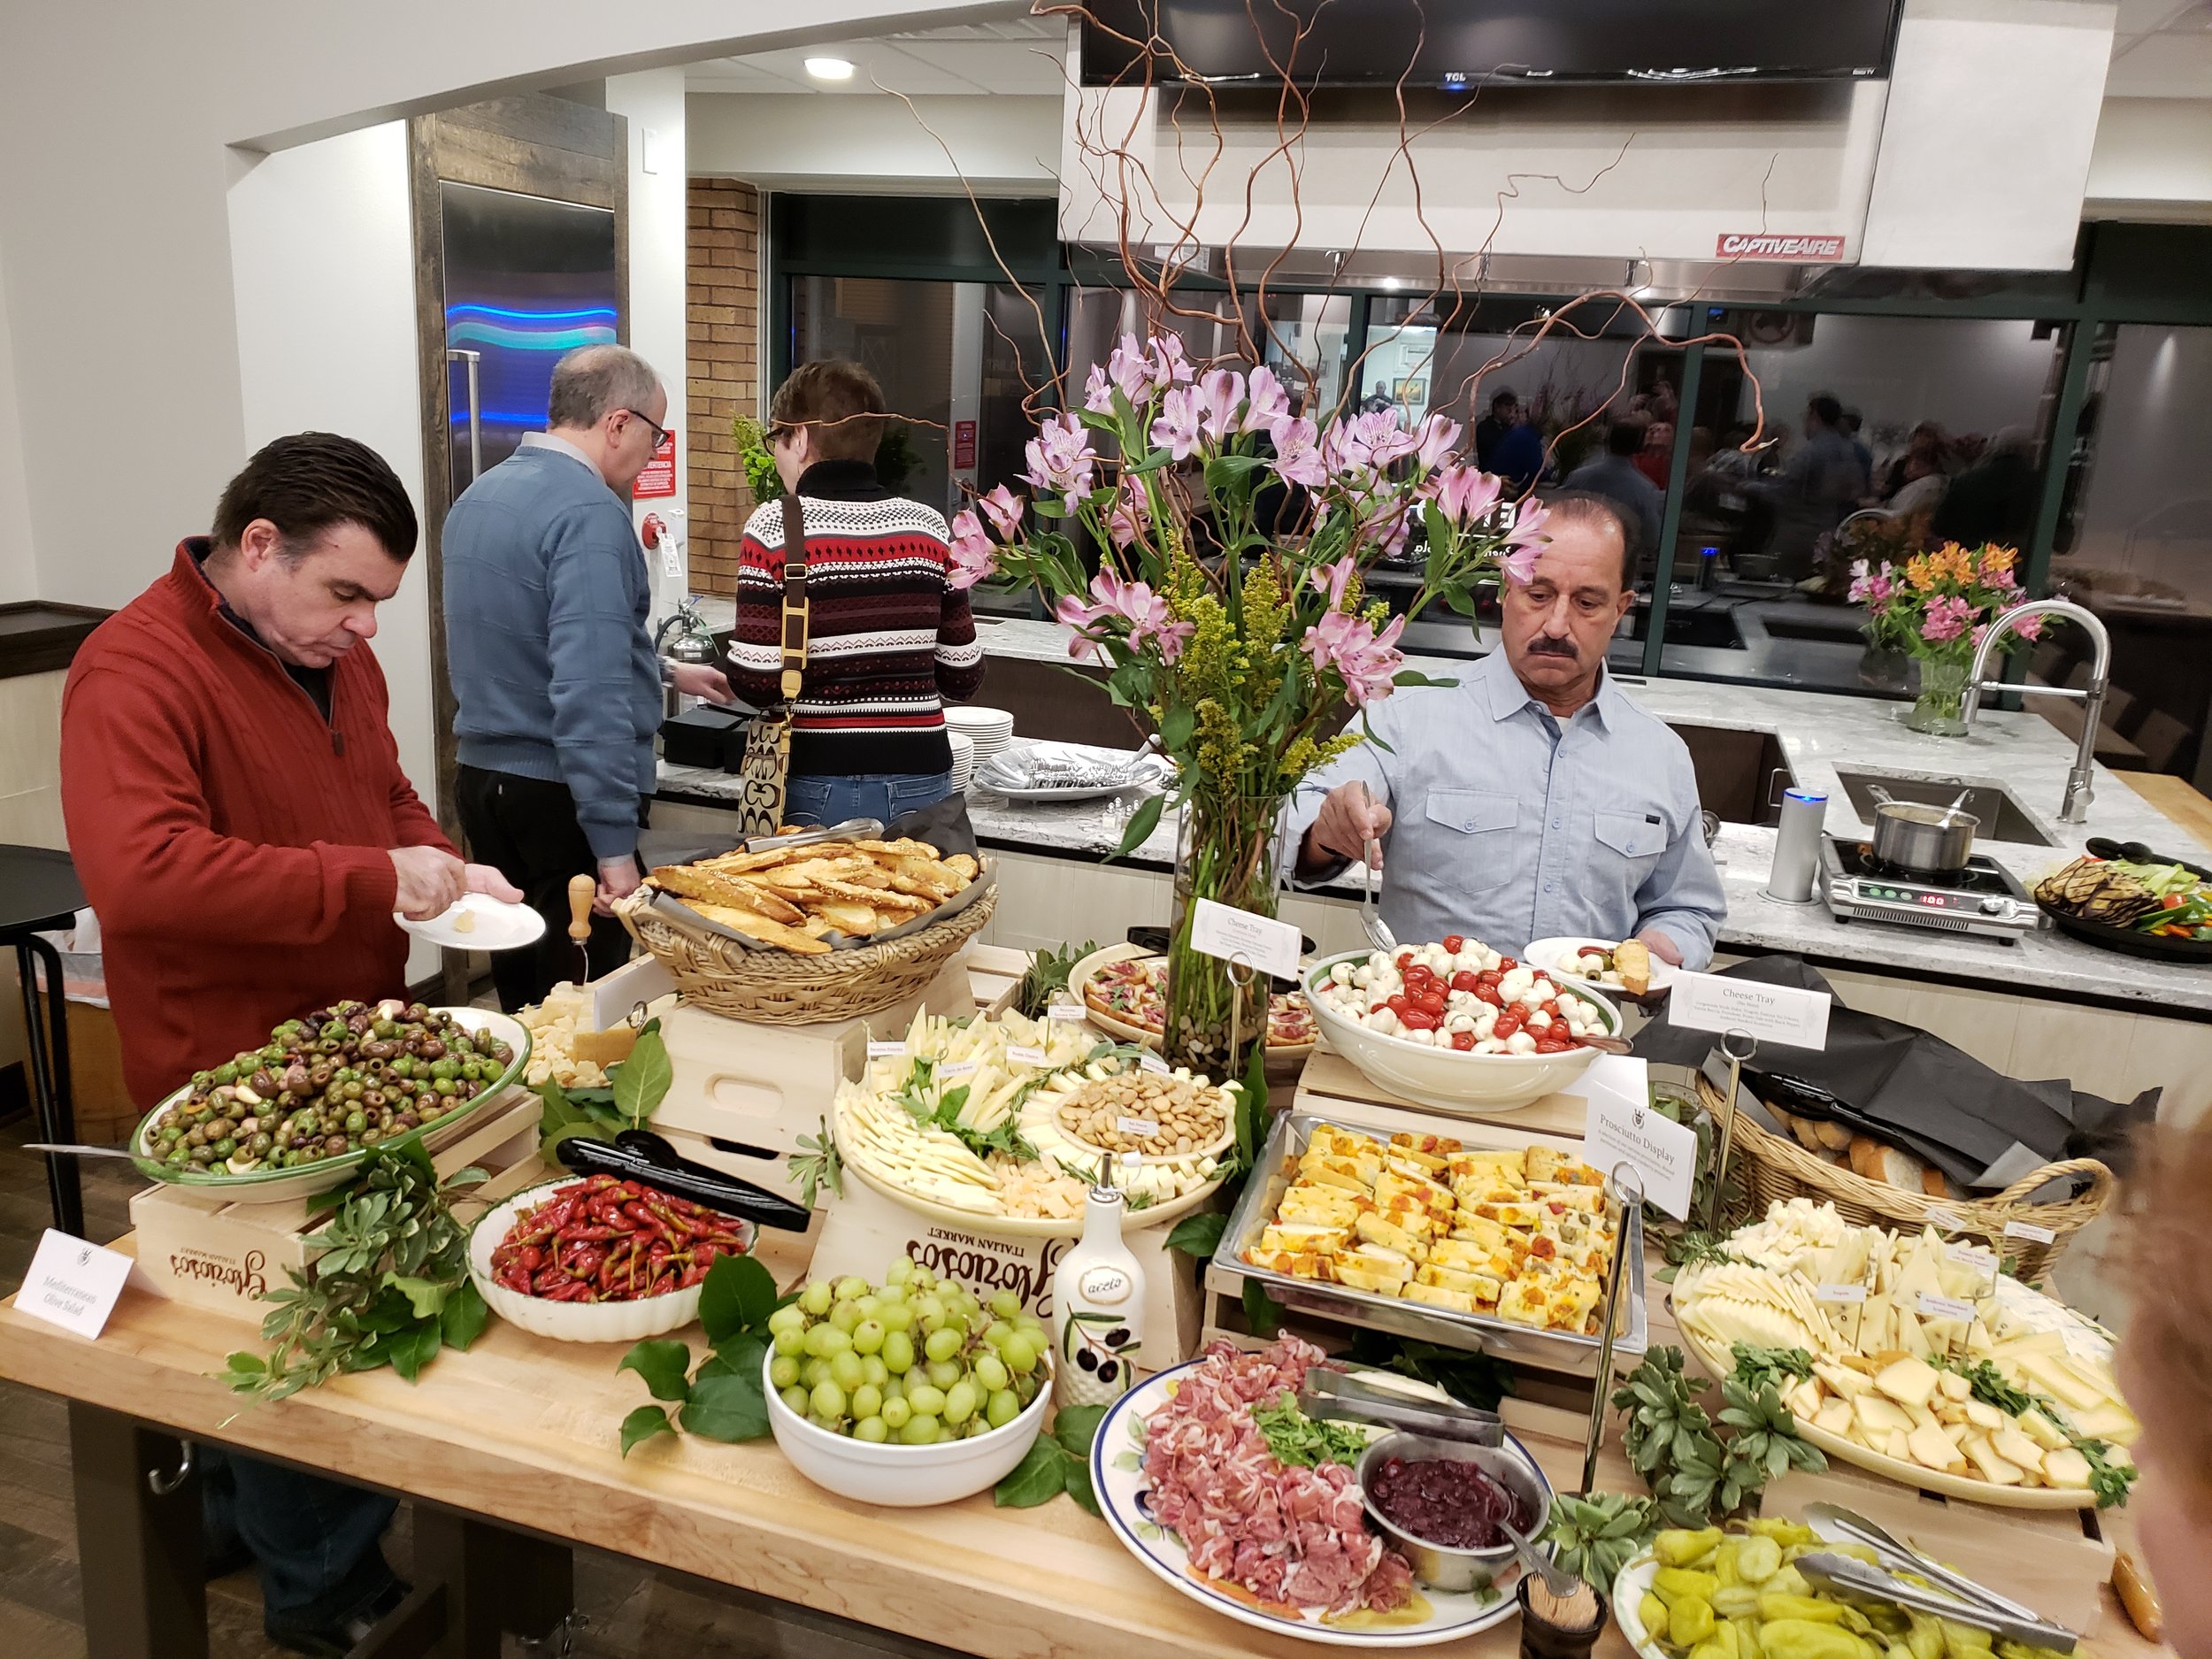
[60,433,518,1655]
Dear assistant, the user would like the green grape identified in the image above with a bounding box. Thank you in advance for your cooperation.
[880,1374,906,1402]
[916,1294,947,1328]
[828,1351,865,1393]
[909,1266,935,1292]
[986,1388,1021,1428]
[924,1325,964,1364]
[767,1303,807,1336]
[772,1327,805,1358]
[881,1395,912,1430]
[988,1288,1024,1320]
[780,1385,810,1415]
[850,1384,883,1421]
[1002,1334,1038,1375]
[938,1425,961,1444]
[854,1416,889,1443]
[881,1329,916,1374]
[906,1384,948,1417]
[769,1355,801,1390]
[804,1323,852,1358]
[808,1412,841,1432]
[828,1300,864,1335]
[943,1380,979,1425]
[800,1357,830,1391]
[860,1355,890,1388]
[900,1414,941,1446]
[810,1379,847,1419]
[885,1256,913,1286]
[856,1294,881,1319]
[851,1318,886,1356]
[926,1358,963,1392]
[834,1275,870,1302]
[1014,1313,1047,1340]
[878,1302,916,1333]
[801,1282,833,1317]
[973,1353,1010,1394]
[983,1320,1016,1351]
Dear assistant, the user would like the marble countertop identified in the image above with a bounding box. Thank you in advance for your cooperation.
[660,614,2212,1016]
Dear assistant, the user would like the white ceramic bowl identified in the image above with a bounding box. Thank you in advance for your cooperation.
[762,1347,1052,1507]
[465,1179,728,1343]
[1302,949,1621,1115]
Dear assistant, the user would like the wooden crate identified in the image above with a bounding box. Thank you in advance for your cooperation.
[128,1089,543,1322]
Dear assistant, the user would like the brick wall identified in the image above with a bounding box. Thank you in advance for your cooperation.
[686,178,761,596]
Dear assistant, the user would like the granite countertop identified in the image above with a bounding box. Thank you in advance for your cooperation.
[659,614,2212,1017]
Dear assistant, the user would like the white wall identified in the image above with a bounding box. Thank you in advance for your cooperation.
[1732,315,2060,446]
[2063,325,2212,597]
[2084,98,2212,220]
[226,122,442,980]
[0,258,33,603]
[689,93,1060,193]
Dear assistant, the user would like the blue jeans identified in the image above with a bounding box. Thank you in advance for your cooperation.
[784,771,954,829]
[201,1446,398,1624]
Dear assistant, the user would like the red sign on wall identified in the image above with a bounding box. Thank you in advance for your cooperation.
[953,419,977,470]
[1716,233,1847,263]
[634,432,677,498]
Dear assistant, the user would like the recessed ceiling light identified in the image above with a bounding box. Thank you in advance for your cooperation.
[805,57,856,81]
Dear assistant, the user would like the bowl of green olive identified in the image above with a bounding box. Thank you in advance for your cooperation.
[131,1000,530,1203]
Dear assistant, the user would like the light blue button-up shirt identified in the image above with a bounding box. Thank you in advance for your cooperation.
[1286,649,1727,966]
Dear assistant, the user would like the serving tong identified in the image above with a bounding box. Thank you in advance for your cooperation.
[1795,1555,2076,1653]
[1800,1504,2053,1629]
[1295,1367,1506,1448]
[741,817,883,855]
[555,1127,813,1233]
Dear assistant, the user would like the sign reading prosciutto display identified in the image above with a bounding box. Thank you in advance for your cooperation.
[1717,232,1847,262]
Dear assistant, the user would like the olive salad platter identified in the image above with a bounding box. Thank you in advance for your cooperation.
[133,999,530,1204]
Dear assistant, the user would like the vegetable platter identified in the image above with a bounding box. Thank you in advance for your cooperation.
[832,1006,1229,1236]
[1091,1335,1553,1647]
[2034,838,2212,962]
[132,1002,529,1205]
[1671,1200,2136,1509]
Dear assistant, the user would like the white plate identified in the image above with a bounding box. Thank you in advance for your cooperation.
[1612,1510,1858,1659]
[1525,937,1678,996]
[1090,1356,1545,1647]
[398,893,547,952]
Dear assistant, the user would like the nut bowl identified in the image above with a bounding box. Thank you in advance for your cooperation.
[1302,949,1621,1114]
[763,1346,1053,1507]
[1356,1431,1555,1594]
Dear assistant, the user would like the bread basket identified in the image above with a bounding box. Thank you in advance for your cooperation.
[1695,1075,2112,1286]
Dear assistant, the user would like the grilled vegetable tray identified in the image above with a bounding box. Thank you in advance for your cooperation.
[1217,1108,1647,1378]
[2035,836,2212,963]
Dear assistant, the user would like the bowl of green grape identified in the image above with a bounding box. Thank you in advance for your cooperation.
[762,1254,1056,1507]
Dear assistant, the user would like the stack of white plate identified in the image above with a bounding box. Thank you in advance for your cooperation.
[946,728,975,791]
[944,706,1015,774]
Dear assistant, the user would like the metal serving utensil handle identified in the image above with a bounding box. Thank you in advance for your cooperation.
[1800,1502,2046,1625]
[1294,1386,1505,1448]
[1582,1163,1645,1492]
[1796,1555,2076,1654]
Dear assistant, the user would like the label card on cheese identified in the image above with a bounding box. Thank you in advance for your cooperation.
[1584,1093,1699,1221]
[1668,971,1831,1050]
[1187,899,1302,983]
[14,1230,134,1340]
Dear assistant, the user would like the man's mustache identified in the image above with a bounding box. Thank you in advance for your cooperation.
[1526,636,1579,657]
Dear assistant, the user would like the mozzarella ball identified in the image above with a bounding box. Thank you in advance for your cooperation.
[1505,1031,1538,1055]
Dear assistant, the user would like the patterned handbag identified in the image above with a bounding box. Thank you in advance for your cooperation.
[730,493,810,837]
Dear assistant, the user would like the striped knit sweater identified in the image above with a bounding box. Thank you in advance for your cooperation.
[726,460,985,776]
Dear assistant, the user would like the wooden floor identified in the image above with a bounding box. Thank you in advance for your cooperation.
[0,1114,946,1659]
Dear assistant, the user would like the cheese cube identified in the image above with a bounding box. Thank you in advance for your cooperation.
[1814,1398,1856,1438]
[1874,1356,1940,1409]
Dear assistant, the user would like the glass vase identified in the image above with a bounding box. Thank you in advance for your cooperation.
[1903,657,1970,736]
[1163,788,1287,1081]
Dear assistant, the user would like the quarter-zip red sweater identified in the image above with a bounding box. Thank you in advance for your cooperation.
[60,542,454,1106]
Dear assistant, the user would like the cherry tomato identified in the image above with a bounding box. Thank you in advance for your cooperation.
[1450,971,1479,993]
[1370,1002,1390,1016]
[1450,1031,1475,1052]
[1442,933,1465,954]
[1420,995,1447,1019]
[1478,969,1502,986]
[1476,984,1503,1007]
[1535,1038,1568,1053]
[1400,1010,1438,1032]
[1498,956,1517,972]
[1495,1012,1523,1036]
[1540,1000,1561,1019]
[1386,994,1409,1015]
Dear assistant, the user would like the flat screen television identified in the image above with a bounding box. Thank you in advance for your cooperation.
[1079,1,1904,88]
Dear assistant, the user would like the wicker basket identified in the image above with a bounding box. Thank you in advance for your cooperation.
[1695,1076,2113,1286]
[618,883,997,1025]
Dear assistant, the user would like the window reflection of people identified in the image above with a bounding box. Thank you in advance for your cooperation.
[1931,426,2039,550]
[1474,388,1520,470]
[1361,379,1395,414]
[1881,422,1948,502]
[1756,393,1862,580]
[1486,398,1547,498]
[1564,419,1663,572]
[1840,408,1874,496]
[1632,419,1674,490]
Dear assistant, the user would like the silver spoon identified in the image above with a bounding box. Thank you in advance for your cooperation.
[1934,787,1972,827]
[1358,782,1397,954]
[1501,1514,1584,1600]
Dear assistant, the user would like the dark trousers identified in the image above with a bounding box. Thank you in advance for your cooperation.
[456,764,638,1013]
[200,1448,398,1626]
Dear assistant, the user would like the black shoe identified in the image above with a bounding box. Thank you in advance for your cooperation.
[264,1577,409,1659]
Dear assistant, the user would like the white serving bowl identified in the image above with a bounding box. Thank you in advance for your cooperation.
[763,1347,1052,1507]
[466,1179,733,1343]
[1302,949,1622,1115]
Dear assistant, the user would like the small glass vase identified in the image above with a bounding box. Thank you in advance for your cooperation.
[1164,788,1287,1081]
[1903,657,1970,736]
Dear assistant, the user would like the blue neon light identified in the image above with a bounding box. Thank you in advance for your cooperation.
[448,319,618,352]
[445,303,619,324]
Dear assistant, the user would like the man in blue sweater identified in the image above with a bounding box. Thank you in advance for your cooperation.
[443,344,731,1009]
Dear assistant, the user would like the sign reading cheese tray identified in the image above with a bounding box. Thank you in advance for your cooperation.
[1716,232,1847,262]
[1668,970,1832,1050]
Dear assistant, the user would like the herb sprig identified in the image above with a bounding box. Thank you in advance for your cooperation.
[1249,1394,1373,1468]
[1935,1356,2138,1508]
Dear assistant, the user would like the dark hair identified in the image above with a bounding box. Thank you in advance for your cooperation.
[1490,388,1518,412]
[548,344,662,430]
[1606,418,1647,457]
[1840,406,1863,434]
[772,359,887,465]
[1534,490,1632,591]
[1808,393,1843,428]
[211,434,418,560]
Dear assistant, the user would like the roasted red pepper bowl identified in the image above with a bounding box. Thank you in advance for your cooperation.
[466,1174,757,1342]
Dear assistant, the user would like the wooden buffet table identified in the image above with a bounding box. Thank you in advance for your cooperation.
[0,958,2174,1659]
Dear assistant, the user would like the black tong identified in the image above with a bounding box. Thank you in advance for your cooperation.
[556,1128,812,1232]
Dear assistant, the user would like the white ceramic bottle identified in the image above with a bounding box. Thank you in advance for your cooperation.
[1052,1172,1147,1409]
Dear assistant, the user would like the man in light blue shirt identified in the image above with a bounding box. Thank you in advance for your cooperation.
[1288,494,1725,967]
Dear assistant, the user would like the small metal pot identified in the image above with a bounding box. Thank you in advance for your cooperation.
[1355,1432,1552,1594]
[1870,801,1979,873]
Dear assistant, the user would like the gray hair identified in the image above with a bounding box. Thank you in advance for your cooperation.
[547,344,661,430]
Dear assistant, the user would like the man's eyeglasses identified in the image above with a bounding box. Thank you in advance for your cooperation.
[766,423,796,444]
[623,409,672,452]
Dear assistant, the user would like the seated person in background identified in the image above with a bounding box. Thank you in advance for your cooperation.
[1564,419,1664,573]
[1473,387,1520,472]
[2115,1115,2212,1659]
[1288,493,1725,966]
[1931,425,2038,551]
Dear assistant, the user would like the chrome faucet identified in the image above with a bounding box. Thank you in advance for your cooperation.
[1961,599,2110,825]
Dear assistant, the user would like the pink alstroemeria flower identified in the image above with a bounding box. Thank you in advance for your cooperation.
[1104,480,1151,549]
[1148,333,1195,390]
[1243,365,1291,434]
[1269,417,1327,489]
[946,510,997,591]
[1414,413,1463,472]
[1056,568,1193,664]
[1302,610,1409,707]
[1022,413,1097,511]
[1151,385,1205,461]
[1105,334,1155,406]
[1197,367,1245,443]
[977,483,1023,541]
[1921,594,1976,644]
[1316,555,1358,609]
[1429,464,1502,526]
[1083,363,1117,417]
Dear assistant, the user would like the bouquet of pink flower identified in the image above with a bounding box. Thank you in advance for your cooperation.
[1850,542,2035,733]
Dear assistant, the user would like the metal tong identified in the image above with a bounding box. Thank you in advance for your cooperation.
[741,817,885,855]
[556,1127,814,1233]
[1295,1367,1506,1448]
[1796,1554,2076,1653]
[1801,1503,2054,1630]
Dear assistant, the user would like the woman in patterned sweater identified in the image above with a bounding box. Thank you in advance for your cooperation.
[724,359,984,826]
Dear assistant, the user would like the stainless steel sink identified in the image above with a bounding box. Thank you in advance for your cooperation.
[1832,770,2056,847]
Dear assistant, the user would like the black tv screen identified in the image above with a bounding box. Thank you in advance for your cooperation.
[1079,1,1904,88]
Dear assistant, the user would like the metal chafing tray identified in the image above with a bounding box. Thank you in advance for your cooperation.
[1218,1108,1649,1378]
